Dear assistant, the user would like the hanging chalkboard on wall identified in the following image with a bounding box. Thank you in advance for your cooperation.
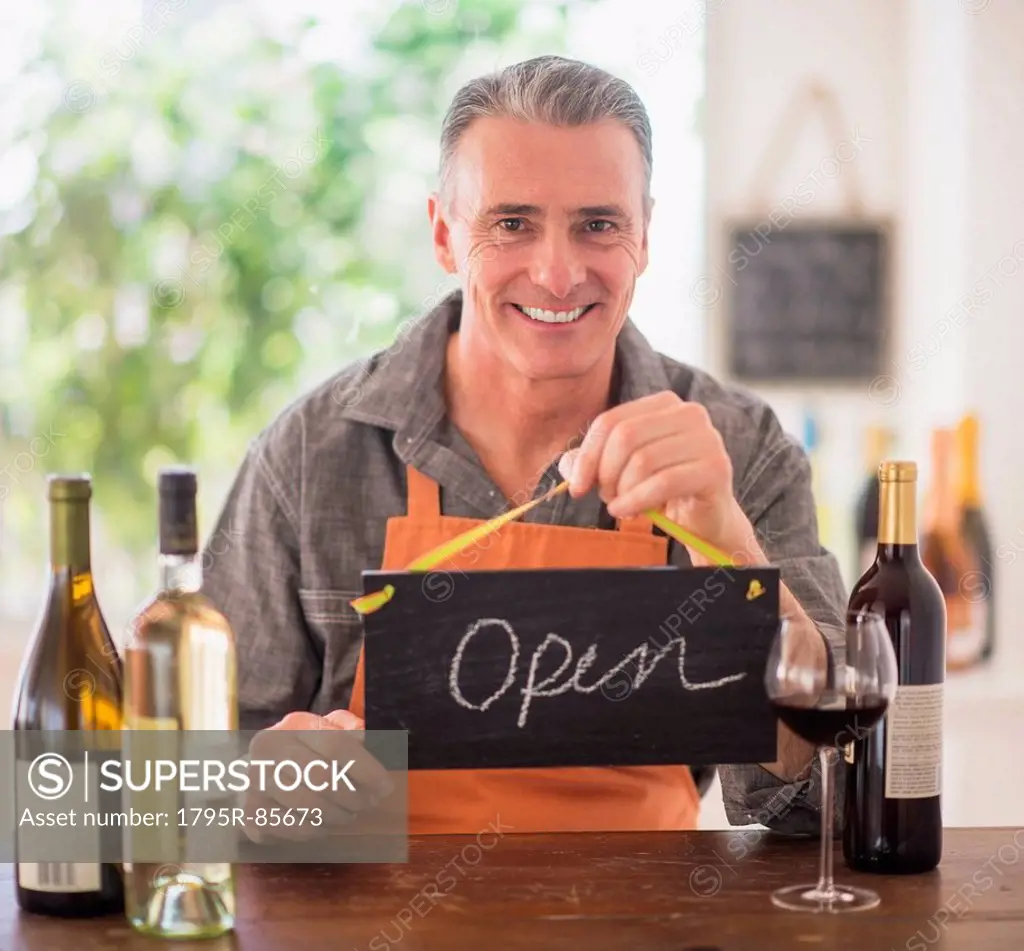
[724,220,891,382]
[360,566,780,771]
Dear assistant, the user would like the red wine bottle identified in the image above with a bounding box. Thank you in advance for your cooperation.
[843,461,945,874]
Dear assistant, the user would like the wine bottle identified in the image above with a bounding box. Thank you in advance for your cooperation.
[122,467,237,939]
[956,414,995,662]
[853,426,895,577]
[12,474,125,917]
[921,429,980,671]
[843,461,945,874]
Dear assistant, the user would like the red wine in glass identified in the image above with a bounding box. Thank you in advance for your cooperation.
[770,694,889,748]
[764,610,897,913]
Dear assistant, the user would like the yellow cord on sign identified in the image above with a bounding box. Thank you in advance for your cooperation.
[349,481,735,616]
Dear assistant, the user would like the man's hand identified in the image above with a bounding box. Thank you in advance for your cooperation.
[242,709,393,843]
[561,391,830,783]
[559,391,751,557]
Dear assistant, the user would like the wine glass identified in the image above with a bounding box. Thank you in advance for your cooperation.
[764,609,898,912]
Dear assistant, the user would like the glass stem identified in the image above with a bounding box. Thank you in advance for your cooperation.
[816,746,836,899]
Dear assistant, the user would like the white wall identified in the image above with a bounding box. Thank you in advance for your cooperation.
[699,0,1024,830]
[704,0,904,588]
[963,0,1024,682]
[704,0,1024,612]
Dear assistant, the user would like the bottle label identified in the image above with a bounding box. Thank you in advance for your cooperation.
[16,760,102,892]
[884,683,943,798]
[17,862,101,893]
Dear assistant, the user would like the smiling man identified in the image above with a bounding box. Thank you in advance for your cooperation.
[202,56,847,835]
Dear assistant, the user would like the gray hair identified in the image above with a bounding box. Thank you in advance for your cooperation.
[439,55,653,204]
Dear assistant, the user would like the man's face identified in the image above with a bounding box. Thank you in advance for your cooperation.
[430,116,650,382]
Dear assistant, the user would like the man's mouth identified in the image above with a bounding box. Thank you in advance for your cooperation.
[511,303,598,325]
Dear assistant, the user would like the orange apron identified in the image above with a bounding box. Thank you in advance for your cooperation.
[349,465,701,834]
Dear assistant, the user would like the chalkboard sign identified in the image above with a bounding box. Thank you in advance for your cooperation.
[360,566,780,770]
[725,220,890,381]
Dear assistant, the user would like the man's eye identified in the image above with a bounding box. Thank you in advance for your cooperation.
[498,218,525,232]
[585,220,615,233]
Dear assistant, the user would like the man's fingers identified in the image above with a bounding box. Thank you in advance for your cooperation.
[250,710,392,810]
[606,434,688,504]
[267,711,327,732]
[607,462,710,520]
[251,721,390,806]
[596,408,691,502]
[570,394,678,497]
[296,731,391,799]
[246,737,384,817]
[558,448,579,484]
[323,709,365,731]
[280,731,392,807]
[570,419,621,497]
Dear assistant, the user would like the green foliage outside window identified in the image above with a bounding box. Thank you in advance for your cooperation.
[0,0,587,602]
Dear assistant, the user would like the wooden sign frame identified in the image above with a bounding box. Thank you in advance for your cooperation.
[360,566,780,771]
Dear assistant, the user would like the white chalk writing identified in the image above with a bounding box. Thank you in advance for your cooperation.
[448,618,521,713]
[448,619,747,728]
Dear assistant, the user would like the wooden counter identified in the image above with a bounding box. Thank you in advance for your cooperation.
[3,827,1022,950]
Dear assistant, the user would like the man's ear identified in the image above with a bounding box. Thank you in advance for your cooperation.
[428,192,457,275]
[637,195,655,277]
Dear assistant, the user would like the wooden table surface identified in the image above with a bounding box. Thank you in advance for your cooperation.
[3,827,1023,950]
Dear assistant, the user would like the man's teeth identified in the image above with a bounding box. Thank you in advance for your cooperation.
[518,304,590,323]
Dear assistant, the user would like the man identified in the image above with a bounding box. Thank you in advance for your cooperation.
[202,55,846,835]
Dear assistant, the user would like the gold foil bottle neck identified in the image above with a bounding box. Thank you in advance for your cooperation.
[878,460,918,545]
[878,460,917,484]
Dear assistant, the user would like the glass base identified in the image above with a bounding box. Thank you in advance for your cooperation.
[127,866,234,939]
[771,882,880,913]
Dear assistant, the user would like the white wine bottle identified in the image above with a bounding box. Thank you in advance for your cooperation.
[122,467,238,938]
[13,474,124,917]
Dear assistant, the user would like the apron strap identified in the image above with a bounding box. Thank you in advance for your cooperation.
[408,465,653,535]
[406,465,441,518]
[616,514,655,535]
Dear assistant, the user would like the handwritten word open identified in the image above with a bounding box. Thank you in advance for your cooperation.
[448,618,747,728]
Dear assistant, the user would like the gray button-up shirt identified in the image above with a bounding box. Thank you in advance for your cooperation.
[201,290,848,835]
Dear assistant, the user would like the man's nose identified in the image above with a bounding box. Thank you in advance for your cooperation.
[528,231,586,300]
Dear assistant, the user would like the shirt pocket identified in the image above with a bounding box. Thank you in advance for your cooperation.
[298,589,364,711]
[298,589,363,627]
